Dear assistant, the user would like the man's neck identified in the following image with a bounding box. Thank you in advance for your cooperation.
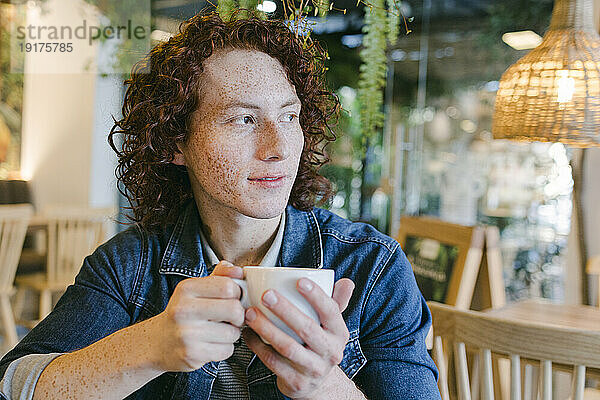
[194,200,283,267]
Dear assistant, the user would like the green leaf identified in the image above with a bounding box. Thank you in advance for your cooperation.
[357,0,388,140]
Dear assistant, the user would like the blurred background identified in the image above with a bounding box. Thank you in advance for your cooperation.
[2,0,600,309]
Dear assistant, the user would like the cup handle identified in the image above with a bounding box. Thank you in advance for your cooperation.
[231,278,250,308]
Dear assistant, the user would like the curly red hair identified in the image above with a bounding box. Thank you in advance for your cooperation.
[109,12,339,228]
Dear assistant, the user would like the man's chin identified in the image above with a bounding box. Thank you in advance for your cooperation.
[238,201,289,220]
[243,207,287,220]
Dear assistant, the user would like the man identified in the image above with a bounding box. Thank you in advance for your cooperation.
[0,13,440,399]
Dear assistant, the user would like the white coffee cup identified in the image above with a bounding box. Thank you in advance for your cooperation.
[232,266,334,344]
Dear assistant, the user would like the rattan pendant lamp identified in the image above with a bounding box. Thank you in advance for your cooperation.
[492,0,600,304]
[493,0,600,144]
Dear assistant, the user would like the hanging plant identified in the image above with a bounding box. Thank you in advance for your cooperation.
[357,0,387,141]
[357,0,406,140]
[386,0,401,44]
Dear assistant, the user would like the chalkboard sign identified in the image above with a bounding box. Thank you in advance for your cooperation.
[397,216,485,309]
[403,235,459,303]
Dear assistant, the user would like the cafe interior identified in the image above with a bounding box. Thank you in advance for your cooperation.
[1,0,600,398]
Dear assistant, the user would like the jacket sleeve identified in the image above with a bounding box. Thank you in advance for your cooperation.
[0,227,142,384]
[0,353,63,400]
[354,244,441,400]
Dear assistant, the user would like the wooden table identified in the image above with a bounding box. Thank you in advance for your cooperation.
[486,299,600,333]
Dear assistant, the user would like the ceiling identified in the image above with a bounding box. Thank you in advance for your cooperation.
[149,0,555,94]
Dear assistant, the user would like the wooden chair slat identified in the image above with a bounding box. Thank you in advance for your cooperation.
[522,364,534,400]
[572,365,585,400]
[481,348,494,400]
[470,354,480,400]
[434,335,451,400]
[510,354,521,400]
[540,359,551,400]
[454,341,471,400]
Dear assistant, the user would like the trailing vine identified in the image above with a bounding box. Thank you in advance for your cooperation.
[357,0,387,141]
[357,0,405,140]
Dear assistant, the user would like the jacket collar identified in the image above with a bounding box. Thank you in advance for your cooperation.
[280,205,323,269]
[159,202,323,277]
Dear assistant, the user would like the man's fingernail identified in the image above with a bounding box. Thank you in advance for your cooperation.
[221,260,233,266]
[298,278,313,292]
[262,290,278,306]
[246,308,256,322]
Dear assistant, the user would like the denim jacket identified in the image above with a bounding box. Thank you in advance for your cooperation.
[0,203,440,399]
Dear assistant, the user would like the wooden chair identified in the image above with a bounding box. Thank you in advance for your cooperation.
[0,204,33,352]
[428,301,600,400]
[15,207,112,322]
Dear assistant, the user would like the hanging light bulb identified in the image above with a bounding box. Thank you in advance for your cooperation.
[556,71,575,103]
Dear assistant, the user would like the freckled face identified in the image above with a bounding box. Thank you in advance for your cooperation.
[179,49,304,219]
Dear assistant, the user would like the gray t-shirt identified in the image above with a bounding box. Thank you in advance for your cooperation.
[0,212,285,399]
[202,212,285,399]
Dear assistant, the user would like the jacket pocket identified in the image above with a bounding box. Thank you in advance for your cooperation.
[339,330,366,379]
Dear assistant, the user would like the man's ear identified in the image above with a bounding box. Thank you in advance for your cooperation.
[172,145,186,166]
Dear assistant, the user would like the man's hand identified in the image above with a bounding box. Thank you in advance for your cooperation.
[151,261,245,372]
[243,277,357,400]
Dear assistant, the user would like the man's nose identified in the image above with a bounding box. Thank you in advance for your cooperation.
[257,121,291,161]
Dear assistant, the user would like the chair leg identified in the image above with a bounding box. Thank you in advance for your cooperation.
[39,290,52,321]
[0,294,19,352]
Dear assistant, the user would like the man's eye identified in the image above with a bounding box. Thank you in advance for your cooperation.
[284,113,298,122]
[232,115,255,125]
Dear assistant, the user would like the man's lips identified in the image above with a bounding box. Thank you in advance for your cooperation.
[248,174,285,181]
[247,175,287,187]
[247,176,286,181]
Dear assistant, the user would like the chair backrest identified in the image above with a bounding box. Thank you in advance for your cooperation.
[428,301,600,400]
[44,207,113,284]
[0,204,33,292]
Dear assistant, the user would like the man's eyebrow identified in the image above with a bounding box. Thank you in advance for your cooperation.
[222,99,301,110]
[280,99,302,109]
